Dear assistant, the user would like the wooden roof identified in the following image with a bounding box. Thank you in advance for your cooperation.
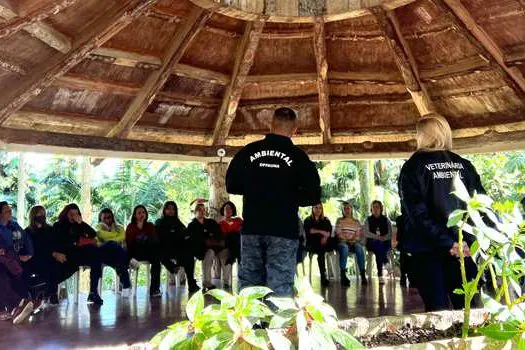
[0,0,524,160]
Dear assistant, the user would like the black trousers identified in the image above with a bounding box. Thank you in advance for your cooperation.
[98,242,131,289]
[306,236,336,279]
[225,233,241,264]
[130,241,176,293]
[164,245,197,288]
[410,251,478,311]
[58,245,103,295]
[399,251,411,285]
[0,263,28,310]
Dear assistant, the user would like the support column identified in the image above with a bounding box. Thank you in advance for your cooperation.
[79,156,92,224]
[16,152,27,226]
[357,160,375,220]
[206,162,229,221]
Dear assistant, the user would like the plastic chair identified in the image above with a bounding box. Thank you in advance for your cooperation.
[131,261,151,297]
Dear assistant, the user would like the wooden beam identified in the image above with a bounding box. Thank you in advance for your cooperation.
[0,3,72,53]
[0,0,78,41]
[0,0,158,125]
[211,20,265,145]
[91,47,161,67]
[506,48,525,67]
[313,17,331,144]
[435,0,525,100]
[419,55,490,80]
[106,7,212,138]
[371,7,435,116]
[174,63,230,85]
[0,57,26,74]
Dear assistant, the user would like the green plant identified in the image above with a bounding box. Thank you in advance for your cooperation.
[150,278,363,349]
[448,177,525,344]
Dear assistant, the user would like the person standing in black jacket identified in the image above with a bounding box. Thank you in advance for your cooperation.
[226,107,321,296]
[52,204,103,305]
[394,214,411,288]
[155,201,199,293]
[398,114,484,311]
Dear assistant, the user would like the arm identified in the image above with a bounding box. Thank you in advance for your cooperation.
[226,149,246,195]
[297,156,321,207]
[19,225,34,260]
[96,223,125,243]
[399,166,456,250]
[363,218,376,239]
[125,225,136,255]
[383,220,392,241]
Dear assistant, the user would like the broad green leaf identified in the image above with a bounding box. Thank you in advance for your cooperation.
[203,304,228,322]
[167,320,191,331]
[480,225,508,244]
[269,311,295,329]
[310,322,336,350]
[159,327,191,350]
[477,321,521,341]
[186,291,204,323]
[482,293,512,322]
[227,313,242,335]
[207,288,233,301]
[448,209,467,228]
[239,286,273,299]
[453,176,471,203]
[242,299,274,318]
[296,311,310,350]
[306,304,325,323]
[470,240,480,257]
[267,329,293,350]
[242,329,269,350]
[267,297,298,311]
[327,326,364,349]
[150,329,169,346]
[202,332,235,350]
[222,295,237,309]
[453,288,465,295]
[518,333,525,350]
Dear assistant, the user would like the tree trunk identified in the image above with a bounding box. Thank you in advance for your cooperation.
[80,156,93,223]
[16,152,27,226]
[357,160,375,220]
[206,162,230,221]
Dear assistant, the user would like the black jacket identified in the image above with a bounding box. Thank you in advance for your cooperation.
[155,216,189,250]
[25,224,55,261]
[52,220,97,254]
[398,150,484,253]
[187,218,222,259]
[226,133,321,240]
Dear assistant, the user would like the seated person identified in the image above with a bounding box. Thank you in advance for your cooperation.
[218,201,242,266]
[25,205,59,304]
[304,203,335,287]
[52,203,104,305]
[126,205,176,297]
[155,201,199,294]
[187,200,223,291]
[335,201,367,286]
[96,208,131,297]
[364,200,392,284]
[0,201,34,324]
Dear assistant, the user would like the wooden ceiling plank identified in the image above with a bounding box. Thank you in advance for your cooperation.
[0,57,26,74]
[0,2,74,53]
[419,55,490,80]
[211,20,265,145]
[174,63,230,85]
[371,7,435,116]
[313,17,331,144]
[0,0,159,125]
[434,0,525,100]
[106,6,213,139]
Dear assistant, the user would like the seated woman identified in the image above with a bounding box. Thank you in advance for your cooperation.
[364,201,392,284]
[218,201,242,266]
[126,205,176,297]
[304,203,335,287]
[96,208,132,297]
[187,200,223,291]
[24,205,59,304]
[0,201,34,324]
[335,201,367,286]
[155,201,199,294]
[52,203,104,305]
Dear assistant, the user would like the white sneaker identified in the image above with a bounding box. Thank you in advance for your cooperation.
[13,300,33,325]
[121,288,131,298]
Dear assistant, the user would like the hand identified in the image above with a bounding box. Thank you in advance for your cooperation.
[19,255,32,262]
[73,213,82,224]
[0,248,4,256]
[52,252,67,263]
[462,242,471,257]
[450,242,470,257]
[320,236,328,246]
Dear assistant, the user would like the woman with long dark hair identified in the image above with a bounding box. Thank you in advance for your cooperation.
[304,203,334,287]
[96,208,132,297]
[155,201,199,293]
[399,113,483,311]
[52,203,103,305]
[126,205,176,297]
[363,200,392,285]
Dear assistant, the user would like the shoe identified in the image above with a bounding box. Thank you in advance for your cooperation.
[87,293,104,305]
[341,273,351,287]
[321,278,330,287]
[49,294,59,305]
[150,290,162,298]
[121,288,131,298]
[188,283,200,294]
[12,299,34,325]
[0,311,12,321]
[378,276,385,285]
[360,273,368,285]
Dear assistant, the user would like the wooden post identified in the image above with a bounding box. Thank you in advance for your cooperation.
[313,17,332,144]
[16,152,27,226]
[357,160,374,220]
[206,162,229,221]
[80,156,93,224]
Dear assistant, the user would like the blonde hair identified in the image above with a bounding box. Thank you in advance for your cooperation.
[416,113,453,151]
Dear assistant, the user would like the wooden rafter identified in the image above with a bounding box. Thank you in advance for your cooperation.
[434,0,525,100]
[211,20,265,146]
[0,0,158,125]
[0,57,26,75]
[313,17,332,144]
[371,7,434,116]
[419,55,490,80]
[106,7,212,138]
[0,3,72,53]
[0,0,78,41]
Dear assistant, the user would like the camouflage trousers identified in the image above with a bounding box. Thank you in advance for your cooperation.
[239,234,298,297]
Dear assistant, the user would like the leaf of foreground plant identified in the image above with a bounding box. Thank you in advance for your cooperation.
[202,332,235,350]
[268,329,293,350]
[239,286,273,299]
[518,333,525,350]
[243,329,269,350]
[310,322,337,350]
[477,321,521,341]
[207,288,233,301]
[159,326,191,350]
[447,209,467,228]
[453,176,471,203]
[150,329,169,346]
[186,291,204,323]
[327,325,364,349]
[267,297,298,311]
[453,288,465,295]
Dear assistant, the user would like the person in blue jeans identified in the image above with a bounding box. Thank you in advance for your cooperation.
[364,200,392,284]
[335,201,367,286]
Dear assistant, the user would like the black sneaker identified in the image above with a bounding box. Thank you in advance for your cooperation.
[321,278,330,287]
[341,275,351,287]
[360,273,368,285]
[87,293,104,305]
[150,290,162,298]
